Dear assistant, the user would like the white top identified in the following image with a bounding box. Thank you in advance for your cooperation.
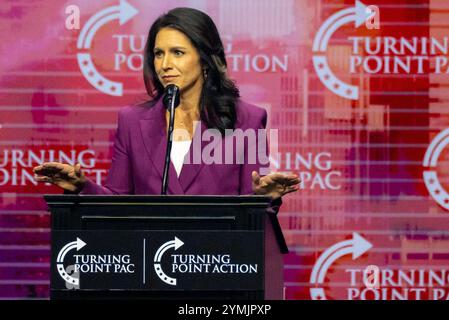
[170,140,192,177]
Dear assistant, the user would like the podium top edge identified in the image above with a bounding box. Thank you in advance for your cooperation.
[43,194,272,205]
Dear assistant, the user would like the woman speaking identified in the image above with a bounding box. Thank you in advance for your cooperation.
[33,7,299,210]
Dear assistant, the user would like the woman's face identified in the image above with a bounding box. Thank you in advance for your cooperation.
[154,27,204,96]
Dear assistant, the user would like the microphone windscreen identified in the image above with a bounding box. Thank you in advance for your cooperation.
[163,84,180,109]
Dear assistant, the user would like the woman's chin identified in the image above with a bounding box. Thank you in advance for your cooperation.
[162,78,180,86]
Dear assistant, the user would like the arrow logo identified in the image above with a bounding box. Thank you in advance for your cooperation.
[76,0,139,96]
[56,238,86,286]
[154,237,184,286]
[423,127,449,211]
[310,233,372,300]
[312,1,375,100]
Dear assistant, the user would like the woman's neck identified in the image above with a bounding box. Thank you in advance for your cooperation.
[177,99,199,117]
[178,75,203,115]
[165,89,201,140]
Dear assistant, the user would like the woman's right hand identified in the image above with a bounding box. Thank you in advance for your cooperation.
[33,162,86,193]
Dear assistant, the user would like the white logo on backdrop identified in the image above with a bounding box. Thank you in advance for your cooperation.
[423,128,449,211]
[77,0,138,96]
[312,1,374,100]
[309,233,372,300]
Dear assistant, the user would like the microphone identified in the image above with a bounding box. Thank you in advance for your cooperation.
[161,84,180,195]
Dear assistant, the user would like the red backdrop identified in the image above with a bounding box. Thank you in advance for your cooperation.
[1,0,449,300]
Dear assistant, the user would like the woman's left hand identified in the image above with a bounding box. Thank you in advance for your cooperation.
[252,171,300,200]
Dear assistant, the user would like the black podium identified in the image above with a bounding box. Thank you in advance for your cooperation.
[45,195,288,300]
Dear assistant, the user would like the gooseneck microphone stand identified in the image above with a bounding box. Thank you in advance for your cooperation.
[161,84,180,195]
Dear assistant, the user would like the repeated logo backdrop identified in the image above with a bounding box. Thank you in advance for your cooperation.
[1,0,449,300]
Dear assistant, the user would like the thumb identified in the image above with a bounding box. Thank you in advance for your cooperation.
[252,171,260,185]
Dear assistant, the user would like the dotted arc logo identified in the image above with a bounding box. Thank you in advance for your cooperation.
[153,237,184,286]
[76,0,138,96]
[56,237,86,286]
[309,233,372,300]
[423,127,449,211]
[312,0,374,100]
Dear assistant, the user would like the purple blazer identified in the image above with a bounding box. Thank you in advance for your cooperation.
[80,99,281,211]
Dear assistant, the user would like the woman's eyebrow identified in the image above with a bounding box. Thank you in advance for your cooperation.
[154,46,188,51]
[170,46,188,50]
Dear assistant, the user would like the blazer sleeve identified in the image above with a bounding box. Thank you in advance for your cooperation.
[80,108,134,195]
[238,107,283,214]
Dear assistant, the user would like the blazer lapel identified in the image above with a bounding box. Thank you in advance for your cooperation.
[179,121,222,192]
[139,100,184,195]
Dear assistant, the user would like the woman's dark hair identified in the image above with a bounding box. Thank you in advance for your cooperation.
[143,7,240,133]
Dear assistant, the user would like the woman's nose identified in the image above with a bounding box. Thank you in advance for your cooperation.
[161,55,172,70]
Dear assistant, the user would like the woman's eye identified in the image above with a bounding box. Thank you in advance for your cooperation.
[154,51,163,57]
[174,50,184,56]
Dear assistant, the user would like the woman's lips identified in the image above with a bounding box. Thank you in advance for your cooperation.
[162,76,178,80]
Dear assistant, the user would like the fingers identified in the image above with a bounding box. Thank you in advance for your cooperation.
[265,172,299,183]
[270,173,300,188]
[284,178,301,187]
[39,162,66,169]
[33,165,47,175]
[253,171,301,198]
[266,172,286,181]
[270,173,300,197]
[74,163,84,179]
[66,164,79,179]
[270,173,299,182]
[32,162,84,193]
[284,185,299,194]
[36,162,75,175]
[34,174,51,183]
[33,162,65,175]
[33,162,77,186]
